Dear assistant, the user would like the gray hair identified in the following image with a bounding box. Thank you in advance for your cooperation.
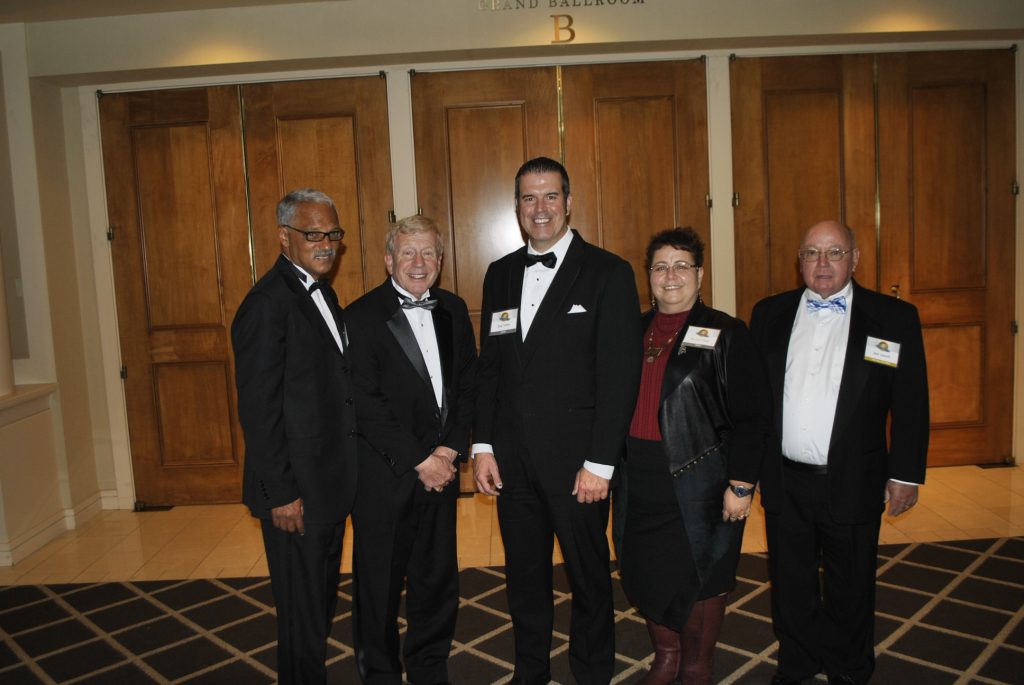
[276,188,337,226]
[385,214,444,258]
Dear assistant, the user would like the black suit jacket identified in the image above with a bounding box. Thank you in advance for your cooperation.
[475,230,642,492]
[232,254,358,524]
[345,280,477,501]
[750,280,929,523]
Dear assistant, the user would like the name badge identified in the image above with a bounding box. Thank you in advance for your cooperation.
[680,326,721,350]
[864,336,900,367]
[489,308,519,336]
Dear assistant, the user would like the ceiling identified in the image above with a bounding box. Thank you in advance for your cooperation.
[0,0,335,24]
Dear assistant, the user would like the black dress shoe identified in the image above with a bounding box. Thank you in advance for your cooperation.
[827,675,857,685]
[771,675,803,685]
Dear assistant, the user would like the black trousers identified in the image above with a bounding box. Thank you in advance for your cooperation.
[497,452,615,685]
[766,466,881,684]
[353,492,459,685]
[261,518,345,685]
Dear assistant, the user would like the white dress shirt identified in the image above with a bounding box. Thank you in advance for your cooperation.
[291,260,344,354]
[781,281,853,465]
[393,279,444,409]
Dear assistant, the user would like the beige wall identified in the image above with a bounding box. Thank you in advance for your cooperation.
[0,2,1020,560]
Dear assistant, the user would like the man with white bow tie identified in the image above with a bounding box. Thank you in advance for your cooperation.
[750,220,930,685]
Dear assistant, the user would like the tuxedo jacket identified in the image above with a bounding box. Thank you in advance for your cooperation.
[231,254,358,524]
[475,230,642,492]
[345,280,477,503]
[749,280,929,523]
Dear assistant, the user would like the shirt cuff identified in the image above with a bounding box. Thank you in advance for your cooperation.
[889,478,921,486]
[470,443,493,458]
[583,460,615,479]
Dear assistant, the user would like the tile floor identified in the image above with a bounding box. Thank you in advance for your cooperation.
[1,463,1021,585]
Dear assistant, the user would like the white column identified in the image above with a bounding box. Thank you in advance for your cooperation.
[0,240,14,396]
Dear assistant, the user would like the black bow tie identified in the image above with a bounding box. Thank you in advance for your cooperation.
[400,295,438,311]
[307,280,329,294]
[525,252,557,269]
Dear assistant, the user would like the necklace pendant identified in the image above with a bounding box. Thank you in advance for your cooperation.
[645,344,662,363]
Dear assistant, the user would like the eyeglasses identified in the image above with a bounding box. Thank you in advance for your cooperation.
[649,261,699,276]
[283,224,345,243]
[798,247,852,262]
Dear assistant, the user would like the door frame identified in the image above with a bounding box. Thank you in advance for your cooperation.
[77,40,1022,507]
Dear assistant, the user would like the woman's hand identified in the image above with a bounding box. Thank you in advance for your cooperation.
[722,481,754,523]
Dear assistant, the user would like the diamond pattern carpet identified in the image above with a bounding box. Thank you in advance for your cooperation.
[0,537,1021,684]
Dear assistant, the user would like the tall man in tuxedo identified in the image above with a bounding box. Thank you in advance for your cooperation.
[232,189,357,684]
[750,220,929,685]
[346,214,477,685]
[473,157,642,685]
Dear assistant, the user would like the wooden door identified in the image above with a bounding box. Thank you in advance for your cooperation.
[563,60,710,305]
[877,50,1015,466]
[731,54,877,322]
[100,86,250,506]
[241,77,394,303]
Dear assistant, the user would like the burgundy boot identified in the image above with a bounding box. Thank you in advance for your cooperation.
[638,619,681,685]
[680,594,727,685]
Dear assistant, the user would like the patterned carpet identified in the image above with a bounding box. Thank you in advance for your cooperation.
[0,537,1021,684]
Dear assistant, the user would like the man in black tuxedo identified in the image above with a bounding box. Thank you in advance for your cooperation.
[750,220,929,685]
[346,214,477,685]
[232,189,356,684]
[473,157,642,685]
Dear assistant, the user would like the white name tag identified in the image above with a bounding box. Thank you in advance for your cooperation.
[864,336,900,367]
[681,326,721,349]
[489,308,519,336]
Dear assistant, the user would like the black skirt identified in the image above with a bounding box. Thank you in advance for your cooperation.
[620,437,737,630]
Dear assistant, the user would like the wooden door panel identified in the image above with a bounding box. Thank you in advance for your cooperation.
[731,54,876,321]
[764,90,842,295]
[447,105,529,305]
[909,84,986,289]
[100,86,249,506]
[133,124,223,328]
[923,326,983,426]
[879,50,1015,466]
[563,60,710,306]
[242,77,393,303]
[155,362,235,465]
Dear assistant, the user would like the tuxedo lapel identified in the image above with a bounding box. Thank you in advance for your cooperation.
[386,307,434,396]
[828,284,873,451]
[660,303,709,403]
[432,301,453,426]
[275,256,344,357]
[765,291,802,437]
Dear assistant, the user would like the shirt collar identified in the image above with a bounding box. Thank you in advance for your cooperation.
[803,279,853,304]
[391,278,431,303]
[527,227,574,263]
[286,257,315,288]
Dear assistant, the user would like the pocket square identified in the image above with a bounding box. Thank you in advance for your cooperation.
[568,304,587,314]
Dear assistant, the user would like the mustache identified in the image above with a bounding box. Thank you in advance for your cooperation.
[313,247,336,259]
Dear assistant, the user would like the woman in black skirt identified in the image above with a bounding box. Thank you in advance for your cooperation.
[615,228,770,684]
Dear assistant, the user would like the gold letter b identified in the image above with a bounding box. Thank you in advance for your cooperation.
[551,14,575,44]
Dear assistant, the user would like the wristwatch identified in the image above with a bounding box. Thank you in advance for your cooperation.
[729,484,755,498]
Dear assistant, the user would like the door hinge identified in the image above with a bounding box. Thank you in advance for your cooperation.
[731,192,740,208]
[387,209,396,223]
[1013,181,1020,196]
[120,365,127,380]
[1012,320,1019,335]
[705,194,713,209]
[107,226,115,241]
